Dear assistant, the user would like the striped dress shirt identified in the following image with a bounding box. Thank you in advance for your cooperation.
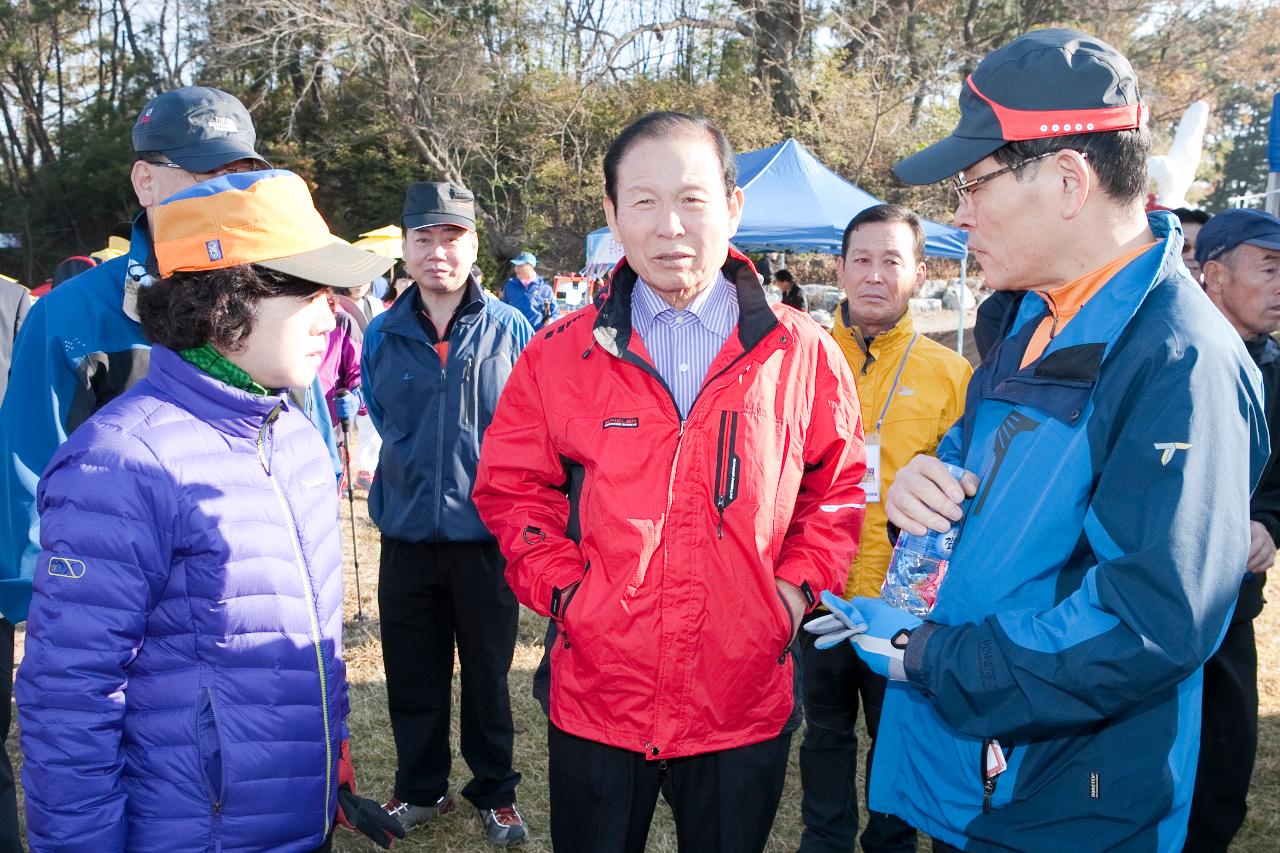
[631,273,739,420]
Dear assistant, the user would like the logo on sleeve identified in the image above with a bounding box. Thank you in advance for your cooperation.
[205,239,223,262]
[1154,442,1191,465]
[602,417,639,429]
[48,557,86,579]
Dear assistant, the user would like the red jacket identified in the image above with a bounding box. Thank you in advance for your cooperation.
[474,252,865,759]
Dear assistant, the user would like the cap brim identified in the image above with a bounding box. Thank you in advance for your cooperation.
[893,134,1007,186]
[1244,235,1280,252]
[164,141,270,173]
[256,240,395,289]
[404,213,475,230]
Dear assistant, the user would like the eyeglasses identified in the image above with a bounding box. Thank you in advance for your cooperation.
[952,150,1076,203]
[142,156,260,179]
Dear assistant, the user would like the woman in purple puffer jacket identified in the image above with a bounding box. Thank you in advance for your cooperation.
[15,171,401,852]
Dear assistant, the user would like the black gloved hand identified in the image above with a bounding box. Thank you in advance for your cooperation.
[337,786,406,849]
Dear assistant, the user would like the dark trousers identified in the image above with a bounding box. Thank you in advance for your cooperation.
[0,619,16,852]
[379,538,520,809]
[798,612,916,853]
[1185,617,1258,852]
[547,722,791,853]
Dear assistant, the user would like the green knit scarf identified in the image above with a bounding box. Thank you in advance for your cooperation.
[178,343,269,396]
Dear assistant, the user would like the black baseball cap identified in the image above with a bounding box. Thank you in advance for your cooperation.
[1195,208,1280,267]
[133,86,267,173]
[402,182,476,230]
[894,29,1144,185]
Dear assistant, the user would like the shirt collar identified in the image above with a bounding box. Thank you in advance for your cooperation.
[632,272,736,338]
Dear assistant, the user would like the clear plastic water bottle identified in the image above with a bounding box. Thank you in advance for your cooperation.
[881,462,970,617]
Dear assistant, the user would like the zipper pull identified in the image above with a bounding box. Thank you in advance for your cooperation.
[463,357,473,381]
[717,511,725,539]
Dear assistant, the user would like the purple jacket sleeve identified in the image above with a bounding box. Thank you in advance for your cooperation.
[15,423,176,852]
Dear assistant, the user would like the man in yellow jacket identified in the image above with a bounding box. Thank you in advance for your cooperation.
[798,204,972,853]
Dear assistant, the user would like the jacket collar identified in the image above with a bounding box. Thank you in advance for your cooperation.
[1246,333,1280,367]
[835,302,915,362]
[379,276,486,344]
[1009,211,1184,368]
[147,345,290,438]
[592,247,776,357]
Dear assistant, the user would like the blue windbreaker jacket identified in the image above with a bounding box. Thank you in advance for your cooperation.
[501,274,560,330]
[362,279,532,542]
[0,215,340,622]
[873,213,1270,851]
[15,347,348,852]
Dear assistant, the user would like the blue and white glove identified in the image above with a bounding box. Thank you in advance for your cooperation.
[335,388,361,425]
[805,590,922,681]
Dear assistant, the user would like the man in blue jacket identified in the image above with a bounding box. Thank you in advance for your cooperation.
[0,87,344,847]
[1186,208,1280,851]
[362,182,533,845]
[809,30,1269,851]
[501,251,559,329]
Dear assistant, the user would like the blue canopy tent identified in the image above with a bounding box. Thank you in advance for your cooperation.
[585,138,972,349]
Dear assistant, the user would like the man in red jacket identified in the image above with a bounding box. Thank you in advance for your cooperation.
[473,111,866,853]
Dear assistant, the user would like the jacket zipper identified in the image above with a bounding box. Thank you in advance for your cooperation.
[461,356,475,426]
[559,562,588,649]
[198,687,226,827]
[713,411,741,538]
[256,404,332,833]
[775,586,795,664]
[434,361,447,534]
[980,737,1014,814]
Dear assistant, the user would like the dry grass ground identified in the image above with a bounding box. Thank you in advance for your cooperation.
[6,492,1278,851]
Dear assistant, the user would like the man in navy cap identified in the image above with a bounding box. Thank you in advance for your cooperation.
[806,29,1269,851]
[1187,207,1280,852]
[361,181,532,845]
[0,87,342,847]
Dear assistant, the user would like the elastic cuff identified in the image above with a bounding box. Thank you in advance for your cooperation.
[903,621,943,692]
[774,566,821,612]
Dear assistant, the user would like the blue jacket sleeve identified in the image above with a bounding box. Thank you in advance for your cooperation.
[303,376,342,477]
[509,312,534,355]
[905,337,1267,742]
[0,297,74,623]
[15,425,176,852]
[358,323,387,435]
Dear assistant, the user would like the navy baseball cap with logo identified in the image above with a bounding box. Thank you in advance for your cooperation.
[1195,208,1280,268]
[133,86,267,173]
[894,28,1144,185]
[402,182,476,230]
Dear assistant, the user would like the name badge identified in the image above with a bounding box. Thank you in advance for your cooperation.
[862,433,881,503]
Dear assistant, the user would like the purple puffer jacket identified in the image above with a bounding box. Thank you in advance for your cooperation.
[16,345,349,853]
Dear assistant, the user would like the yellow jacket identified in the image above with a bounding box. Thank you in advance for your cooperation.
[832,303,972,598]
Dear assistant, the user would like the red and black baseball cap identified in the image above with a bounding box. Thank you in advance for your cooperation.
[894,28,1144,186]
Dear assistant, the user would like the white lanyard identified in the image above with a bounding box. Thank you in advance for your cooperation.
[874,334,918,434]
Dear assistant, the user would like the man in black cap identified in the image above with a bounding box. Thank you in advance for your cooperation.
[0,85,347,849]
[806,29,1268,851]
[1187,207,1280,852]
[361,181,533,845]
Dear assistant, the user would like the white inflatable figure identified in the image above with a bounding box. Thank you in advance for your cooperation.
[1148,100,1209,208]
